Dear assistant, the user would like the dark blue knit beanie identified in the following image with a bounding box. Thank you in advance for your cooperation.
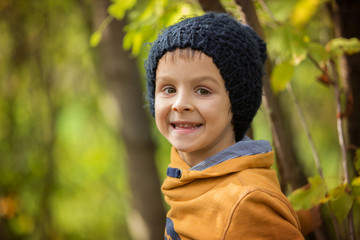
[145,12,267,142]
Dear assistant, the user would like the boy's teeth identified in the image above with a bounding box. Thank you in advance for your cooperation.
[175,123,200,128]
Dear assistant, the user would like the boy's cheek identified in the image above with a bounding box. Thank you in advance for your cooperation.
[154,109,164,127]
[154,115,169,140]
[154,98,168,113]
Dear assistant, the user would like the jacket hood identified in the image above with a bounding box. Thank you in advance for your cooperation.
[162,137,273,191]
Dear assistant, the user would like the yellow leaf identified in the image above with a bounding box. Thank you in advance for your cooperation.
[131,32,144,56]
[90,31,102,47]
[108,0,136,20]
[291,0,321,27]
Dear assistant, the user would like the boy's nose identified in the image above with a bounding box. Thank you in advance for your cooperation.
[172,94,193,113]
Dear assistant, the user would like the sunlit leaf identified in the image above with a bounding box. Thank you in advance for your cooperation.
[121,1,202,56]
[139,0,166,21]
[290,0,321,28]
[131,32,143,56]
[288,175,327,210]
[328,184,353,222]
[326,37,360,57]
[271,61,294,94]
[90,31,102,47]
[263,0,298,23]
[268,23,308,64]
[108,0,136,20]
[123,31,134,51]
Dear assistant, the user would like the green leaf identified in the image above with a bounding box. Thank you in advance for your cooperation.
[326,37,360,58]
[108,0,137,20]
[89,31,102,47]
[288,175,327,210]
[351,177,360,204]
[271,61,294,94]
[121,1,202,56]
[328,185,353,222]
[307,42,329,62]
[268,23,308,64]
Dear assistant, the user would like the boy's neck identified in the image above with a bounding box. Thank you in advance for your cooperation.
[177,138,236,167]
[177,151,206,167]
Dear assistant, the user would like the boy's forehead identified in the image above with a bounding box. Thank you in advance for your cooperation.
[159,48,207,63]
[155,49,225,86]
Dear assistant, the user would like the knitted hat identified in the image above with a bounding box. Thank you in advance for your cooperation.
[145,12,267,141]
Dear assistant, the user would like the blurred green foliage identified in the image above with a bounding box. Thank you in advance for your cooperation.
[0,0,131,238]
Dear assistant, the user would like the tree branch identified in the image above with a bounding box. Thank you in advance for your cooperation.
[287,83,323,179]
[198,0,226,13]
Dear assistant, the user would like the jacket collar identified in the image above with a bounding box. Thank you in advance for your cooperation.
[165,137,273,182]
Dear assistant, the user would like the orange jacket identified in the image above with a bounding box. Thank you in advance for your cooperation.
[162,141,304,240]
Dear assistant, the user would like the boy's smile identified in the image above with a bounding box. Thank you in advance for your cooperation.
[154,50,236,166]
[170,122,203,133]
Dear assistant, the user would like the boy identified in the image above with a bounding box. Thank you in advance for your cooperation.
[146,12,304,239]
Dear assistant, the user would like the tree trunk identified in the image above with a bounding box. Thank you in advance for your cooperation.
[234,0,308,191]
[331,0,360,164]
[198,0,226,12]
[93,1,166,239]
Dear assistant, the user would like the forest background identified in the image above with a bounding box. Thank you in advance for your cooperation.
[1,0,360,239]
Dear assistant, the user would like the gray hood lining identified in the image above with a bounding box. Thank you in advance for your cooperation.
[189,136,272,171]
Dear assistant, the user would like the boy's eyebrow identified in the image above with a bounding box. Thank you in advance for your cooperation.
[195,76,221,85]
[155,76,175,85]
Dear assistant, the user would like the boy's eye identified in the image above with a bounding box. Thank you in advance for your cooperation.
[196,88,211,95]
[164,87,176,94]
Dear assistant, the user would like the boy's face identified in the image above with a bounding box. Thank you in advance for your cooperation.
[154,50,236,164]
